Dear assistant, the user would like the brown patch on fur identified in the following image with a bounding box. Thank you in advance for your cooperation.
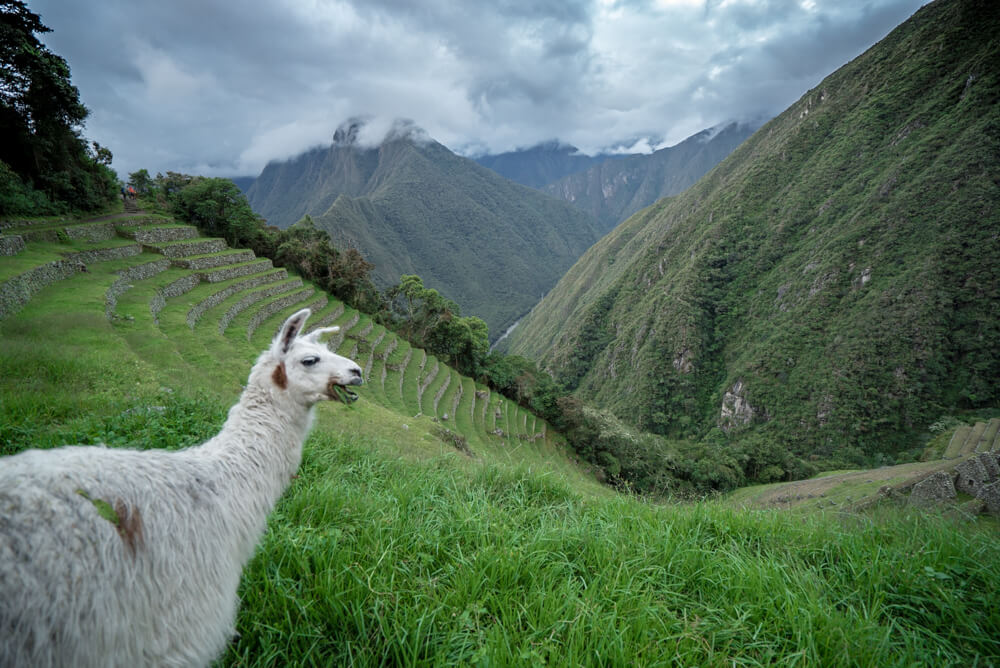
[272,362,288,389]
[113,499,144,556]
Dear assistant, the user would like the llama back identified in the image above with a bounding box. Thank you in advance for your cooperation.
[0,445,245,667]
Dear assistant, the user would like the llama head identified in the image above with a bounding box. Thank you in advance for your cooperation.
[268,309,363,405]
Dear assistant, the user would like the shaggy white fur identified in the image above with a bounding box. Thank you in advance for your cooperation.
[0,309,363,667]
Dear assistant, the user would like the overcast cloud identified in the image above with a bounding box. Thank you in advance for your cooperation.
[29,0,928,178]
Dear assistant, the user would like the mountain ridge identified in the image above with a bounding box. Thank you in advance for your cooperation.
[503,0,1000,465]
[245,132,604,338]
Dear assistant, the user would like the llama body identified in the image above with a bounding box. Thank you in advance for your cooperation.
[0,309,362,667]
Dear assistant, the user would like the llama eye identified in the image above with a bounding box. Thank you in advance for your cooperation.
[301,356,320,367]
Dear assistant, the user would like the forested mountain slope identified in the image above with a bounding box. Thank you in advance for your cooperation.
[504,0,1000,464]
[245,125,602,338]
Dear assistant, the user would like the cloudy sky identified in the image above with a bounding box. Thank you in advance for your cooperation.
[31,0,928,179]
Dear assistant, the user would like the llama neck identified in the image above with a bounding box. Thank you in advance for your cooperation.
[201,381,313,525]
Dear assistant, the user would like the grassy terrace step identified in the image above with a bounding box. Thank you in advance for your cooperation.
[245,291,327,343]
[184,269,288,329]
[343,319,375,360]
[976,418,1000,453]
[473,386,490,434]
[373,336,397,395]
[960,422,988,457]
[104,257,173,319]
[362,326,387,384]
[1,214,167,241]
[200,259,274,284]
[328,310,360,351]
[222,285,314,340]
[172,249,257,270]
[145,237,228,258]
[416,357,440,413]
[944,425,972,459]
[0,239,143,320]
[308,302,345,329]
[335,314,372,358]
[9,253,198,388]
[401,349,426,417]
[452,377,478,444]
[216,278,304,335]
[382,342,411,414]
[112,266,198,322]
[436,369,461,422]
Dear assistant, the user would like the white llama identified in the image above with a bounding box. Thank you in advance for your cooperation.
[0,308,363,667]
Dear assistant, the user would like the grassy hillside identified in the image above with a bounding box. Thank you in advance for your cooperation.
[2,208,999,665]
[246,131,603,339]
[504,0,1000,467]
[543,122,759,231]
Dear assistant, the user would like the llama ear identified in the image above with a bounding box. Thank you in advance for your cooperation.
[274,309,311,355]
[304,326,340,343]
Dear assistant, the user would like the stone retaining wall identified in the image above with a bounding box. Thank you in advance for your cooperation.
[218,280,303,334]
[0,235,25,255]
[150,274,203,323]
[327,312,359,350]
[186,270,288,329]
[148,239,227,258]
[174,250,256,270]
[64,223,118,242]
[246,291,324,341]
[312,303,346,329]
[0,244,141,320]
[105,259,172,320]
[201,259,273,284]
[133,227,198,244]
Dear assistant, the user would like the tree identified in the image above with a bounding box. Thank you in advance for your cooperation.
[0,1,116,213]
[128,168,152,194]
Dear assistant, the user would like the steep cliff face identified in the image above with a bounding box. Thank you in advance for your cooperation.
[542,122,760,232]
[504,0,1000,461]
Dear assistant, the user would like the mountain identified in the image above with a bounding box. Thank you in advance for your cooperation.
[245,122,603,338]
[228,176,256,193]
[501,0,1000,464]
[543,121,761,231]
[473,141,625,189]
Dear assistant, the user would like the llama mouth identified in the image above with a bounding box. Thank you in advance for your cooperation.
[327,381,359,403]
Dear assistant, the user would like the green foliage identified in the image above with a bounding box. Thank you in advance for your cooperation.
[127,168,153,195]
[146,172,381,311]
[0,1,117,215]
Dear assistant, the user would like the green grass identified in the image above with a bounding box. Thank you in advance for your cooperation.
[227,441,1000,666]
[3,208,999,667]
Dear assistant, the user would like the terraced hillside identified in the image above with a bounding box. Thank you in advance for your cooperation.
[729,419,1000,515]
[0,208,584,476]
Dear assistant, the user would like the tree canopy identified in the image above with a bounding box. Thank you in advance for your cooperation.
[0,0,116,214]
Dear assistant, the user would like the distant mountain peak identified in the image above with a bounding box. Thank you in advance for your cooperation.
[333,116,431,149]
[333,117,366,146]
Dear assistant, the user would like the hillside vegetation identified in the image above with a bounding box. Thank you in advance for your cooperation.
[245,123,603,338]
[504,0,1000,472]
[2,208,999,666]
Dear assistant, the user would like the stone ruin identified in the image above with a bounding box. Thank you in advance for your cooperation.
[908,452,1000,516]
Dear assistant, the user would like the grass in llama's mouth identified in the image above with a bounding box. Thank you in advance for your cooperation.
[327,381,358,403]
